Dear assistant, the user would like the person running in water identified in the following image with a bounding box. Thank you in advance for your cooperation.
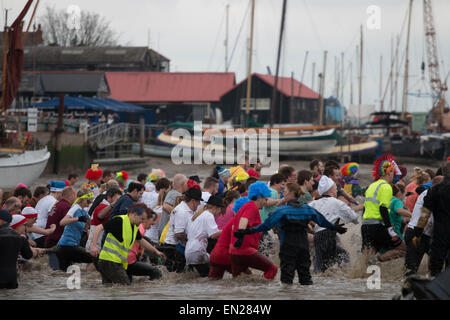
[361,154,403,264]
[229,182,278,280]
[234,182,347,285]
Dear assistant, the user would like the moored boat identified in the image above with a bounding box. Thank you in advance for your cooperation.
[0,147,51,190]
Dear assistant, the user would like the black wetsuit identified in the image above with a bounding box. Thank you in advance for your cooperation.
[0,225,33,289]
[251,200,335,284]
[422,177,450,276]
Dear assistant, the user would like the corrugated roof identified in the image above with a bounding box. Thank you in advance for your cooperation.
[231,73,319,99]
[39,73,107,93]
[2,71,109,94]
[105,72,236,103]
[18,46,165,65]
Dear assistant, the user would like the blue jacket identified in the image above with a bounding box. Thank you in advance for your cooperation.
[252,201,334,245]
[109,194,135,221]
[57,208,90,247]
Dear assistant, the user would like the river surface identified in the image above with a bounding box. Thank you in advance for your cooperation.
[1,223,423,300]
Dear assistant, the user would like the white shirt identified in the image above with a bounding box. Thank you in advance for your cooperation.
[33,194,58,239]
[145,206,162,243]
[164,201,195,246]
[309,196,359,233]
[408,190,433,236]
[141,190,158,210]
[145,182,155,192]
[185,210,219,265]
[67,203,82,217]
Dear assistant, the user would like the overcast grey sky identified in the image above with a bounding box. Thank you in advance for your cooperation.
[3,0,450,113]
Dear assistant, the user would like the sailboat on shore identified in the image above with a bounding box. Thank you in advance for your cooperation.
[0,0,50,190]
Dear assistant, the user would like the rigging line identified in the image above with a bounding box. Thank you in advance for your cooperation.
[207,8,226,71]
[380,3,409,108]
[341,27,360,57]
[301,0,324,52]
[227,0,251,71]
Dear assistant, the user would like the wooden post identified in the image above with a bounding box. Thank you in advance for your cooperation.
[139,116,145,158]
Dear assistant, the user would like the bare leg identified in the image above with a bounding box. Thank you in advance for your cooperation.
[378,242,407,262]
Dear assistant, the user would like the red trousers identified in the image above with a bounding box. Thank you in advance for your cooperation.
[230,252,278,279]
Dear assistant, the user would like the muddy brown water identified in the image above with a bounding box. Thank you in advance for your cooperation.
[1,157,438,300]
[1,224,426,300]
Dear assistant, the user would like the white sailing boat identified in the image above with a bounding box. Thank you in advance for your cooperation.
[0,147,50,190]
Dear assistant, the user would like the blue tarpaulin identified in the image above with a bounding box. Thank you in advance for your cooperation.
[325,96,346,123]
[27,96,144,113]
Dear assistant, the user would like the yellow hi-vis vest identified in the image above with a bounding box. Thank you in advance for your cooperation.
[363,179,393,221]
[99,214,138,270]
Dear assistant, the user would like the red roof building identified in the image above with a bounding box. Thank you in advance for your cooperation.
[105,72,236,123]
[106,72,236,103]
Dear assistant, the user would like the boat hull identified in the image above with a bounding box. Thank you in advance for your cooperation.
[0,148,51,190]
[242,128,338,155]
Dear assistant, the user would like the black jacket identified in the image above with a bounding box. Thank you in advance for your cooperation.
[0,225,33,285]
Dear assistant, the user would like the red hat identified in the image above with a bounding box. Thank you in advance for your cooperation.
[187,179,201,190]
[247,169,260,179]
[447,156,450,162]
[85,164,103,181]
[10,214,27,229]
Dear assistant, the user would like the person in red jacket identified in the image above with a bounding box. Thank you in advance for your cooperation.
[208,197,252,280]
[230,182,278,279]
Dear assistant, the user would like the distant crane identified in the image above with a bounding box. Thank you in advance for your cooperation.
[423,0,448,131]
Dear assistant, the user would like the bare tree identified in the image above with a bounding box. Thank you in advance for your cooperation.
[39,5,119,46]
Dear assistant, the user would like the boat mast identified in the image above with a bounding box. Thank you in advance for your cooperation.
[270,0,288,127]
[318,50,327,126]
[244,0,255,125]
[389,35,393,111]
[394,34,400,111]
[379,55,383,111]
[358,25,363,127]
[311,62,316,91]
[350,61,353,105]
[225,3,230,72]
[401,0,413,120]
[341,52,344,103]
[297,51,308,100]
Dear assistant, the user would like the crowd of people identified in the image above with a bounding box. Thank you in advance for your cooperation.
[1,154,449,289]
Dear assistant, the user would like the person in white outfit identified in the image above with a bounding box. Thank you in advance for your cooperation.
[308,176,360,272]
[185,194,223,277]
